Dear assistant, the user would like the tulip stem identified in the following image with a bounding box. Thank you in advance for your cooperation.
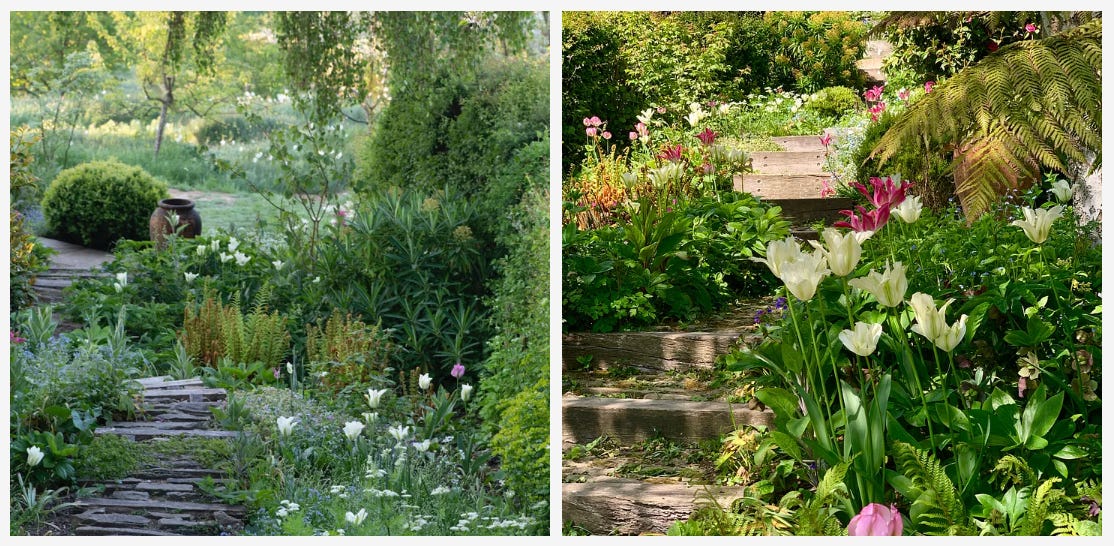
[787,296,835,441]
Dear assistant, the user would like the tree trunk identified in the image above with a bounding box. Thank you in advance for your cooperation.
[154,74,174,159]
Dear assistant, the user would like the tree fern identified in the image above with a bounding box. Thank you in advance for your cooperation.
[870,18,1100,221]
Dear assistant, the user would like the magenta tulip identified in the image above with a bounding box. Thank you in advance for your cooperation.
[847,503,904,536]
[450,363,466,379]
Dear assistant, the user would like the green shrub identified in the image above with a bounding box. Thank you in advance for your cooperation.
[766,11,868,92]
[195,115,281,146]
[803,85,862,118]
[561,11,646,172]
[41,159,169,250]
[882,12,1038,83]
[479,187,549,508]
[10,210,52,312]
[357,55,547,208]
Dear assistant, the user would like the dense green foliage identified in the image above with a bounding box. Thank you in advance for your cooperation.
[40,160,169,250]
[803,86,862,119]
[478,187,550,509]
[561,11,868,169]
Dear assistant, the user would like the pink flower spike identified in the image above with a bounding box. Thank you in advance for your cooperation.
[586,127,598,137]
[924,81,935,93]
[819,133,832,147]
[848,503,904,536]
[451,363,466,379]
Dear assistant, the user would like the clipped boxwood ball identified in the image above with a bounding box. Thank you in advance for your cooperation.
[41,160,169,250]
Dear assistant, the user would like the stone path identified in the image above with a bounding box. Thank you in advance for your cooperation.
[56,376,247,536]
[31,237,114,304]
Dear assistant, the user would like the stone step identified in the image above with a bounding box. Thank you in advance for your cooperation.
[74,510,152,528]
[136,377,206,389]
[562,331,746,373]
[131,468,228,480]
[562,396,773,445]
[102,481,196,493]
[141,387,227,402]
[158,517,220,533]
[737,173,827,200]
[105,420,214,431]
[563,479,747,535]
[767,197,855,225]
[75,526,181,536]
[857,57,884,71]
[749,150,826,175]
[95,426,238,441]
[143,400,225,416]
[771,135,828,153]
[149,411,212,423]
[65,497,246,516]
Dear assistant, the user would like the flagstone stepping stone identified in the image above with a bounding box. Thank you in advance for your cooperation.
[66,497,247,516]
[75,526,180,536]
[562,331,746,373]
[563,479,747,535]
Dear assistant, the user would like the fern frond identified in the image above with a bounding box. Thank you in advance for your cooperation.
[871,19,1101,221]
[1021,478,1065,535]
[891,442,971,534]
[990,454,1036,489]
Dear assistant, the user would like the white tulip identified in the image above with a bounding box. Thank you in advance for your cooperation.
[234,252,251,266]
[1012,206,1063,244]
[276,416,297,437]
[227,237,240,252]
[345,508,368,526]
[838,321,883,357]
[184,272,199,283]
[460,384,473,402]
[343,421,365,441]
[418,373,432,391]
[908,292,953,343]
[752,236,805,279]
[387,425,410,442]
[813,228,862,277]
[27,445,44,467]
[365,388,388,409]
[272,260,284,270]
[1050,179,1073,203]
[849,262,909,308]
[779,251,829,302]
[196,244,207,257]
[220,252,233,263]
[934,314,969,352]
[892,195,923,224]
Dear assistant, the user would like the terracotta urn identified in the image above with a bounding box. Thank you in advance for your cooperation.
[150,198,202,248]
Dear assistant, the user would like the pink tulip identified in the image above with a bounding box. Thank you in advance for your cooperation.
[582,117,591,127]
[819,133,832,147]
[657,144,684,163]
[848,503,904,536]
[451,363,466,379]
[629,131,639,140]
[863,85,884,102]
[586,127,598,137]
[924,81,935,94]
[834,205,891,232]
[589,116,603,127]
[10,330,26,344]
[602,131,612,140]
[701,162,715,175]
[696,127,716,146]
[1025,23,1038,34]
[898,88,910,101]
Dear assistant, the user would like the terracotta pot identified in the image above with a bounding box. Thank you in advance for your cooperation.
[150,198,202,248]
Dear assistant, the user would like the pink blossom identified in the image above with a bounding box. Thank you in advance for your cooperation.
[629,131,639,140]
[696,127,716,146]
[656,106,666,114]
[602,131,612,140]
[1025,23,1038,34]
[848,503,904,536]
[833,205,891,232]
[10,330,27,344]
[924,81,935,94]
[589,116,603,127]
[450,362,466,379]
[852,176,914,210]
[582,117,591,127]
[898,88,910,101]
[657,144,684,163]
[701,162,715,175]
[586,127,598,137]
[820,178,835,198]
[273,367,281,379]
[819,133,832,147]
[863,85,884,102]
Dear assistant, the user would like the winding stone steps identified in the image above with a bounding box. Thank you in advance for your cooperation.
[561,327,771,535]
[562,42,895,534]
[53,376,247,536]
